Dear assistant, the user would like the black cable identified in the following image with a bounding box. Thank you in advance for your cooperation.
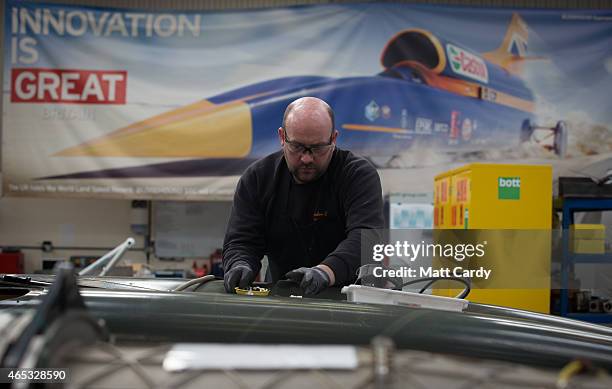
[402,277,471,299]
[417,279,437,294]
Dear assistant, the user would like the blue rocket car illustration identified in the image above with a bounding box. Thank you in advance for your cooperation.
[52,13,567,178]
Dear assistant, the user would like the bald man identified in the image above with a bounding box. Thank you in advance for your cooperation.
[222,97,384,295]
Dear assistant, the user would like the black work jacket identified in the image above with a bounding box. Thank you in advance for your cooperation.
[222,149,384,286]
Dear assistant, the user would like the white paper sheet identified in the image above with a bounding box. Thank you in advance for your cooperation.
[163,343,358,371]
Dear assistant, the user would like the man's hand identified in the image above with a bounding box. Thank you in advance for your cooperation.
[285,266,330,296]
[223,261,255,293]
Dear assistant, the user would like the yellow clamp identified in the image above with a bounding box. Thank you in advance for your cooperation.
[235,286,270,296]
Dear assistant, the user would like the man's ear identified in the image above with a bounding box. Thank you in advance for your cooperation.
[332,129,339,144]
[278,127,285,145]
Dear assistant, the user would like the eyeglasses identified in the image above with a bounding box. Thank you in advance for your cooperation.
[283,129,334,156]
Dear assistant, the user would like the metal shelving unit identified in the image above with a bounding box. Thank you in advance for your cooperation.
[558,197,612,323]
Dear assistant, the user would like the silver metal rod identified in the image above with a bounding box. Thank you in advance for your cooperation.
[99,238,136,277]
[79,238,135,276]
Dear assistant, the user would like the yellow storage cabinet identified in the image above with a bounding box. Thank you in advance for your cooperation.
[433,163,552,313]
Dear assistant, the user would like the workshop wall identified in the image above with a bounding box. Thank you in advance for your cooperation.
[0,197,144,272]
[0,197,232,272]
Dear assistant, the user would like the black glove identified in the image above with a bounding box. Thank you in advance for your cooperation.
[285,266,330,296]
[224,261,255,293]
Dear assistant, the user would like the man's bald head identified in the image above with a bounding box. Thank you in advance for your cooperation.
[282,97,335,135]
[278,97,338,184]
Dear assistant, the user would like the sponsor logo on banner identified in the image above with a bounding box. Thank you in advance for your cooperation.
[415,117,433,134]
[446,44,488,84]
[434,122,449,133]
[480,86,497,102]
[461,118,473,140]
[450,110,460,139]
[364,100,380,122]
[11,68,127,104]
[498,177,521,200]
[381,105,391,119]
[400,109,409,129]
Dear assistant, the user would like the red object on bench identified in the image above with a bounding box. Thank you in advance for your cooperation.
[0,252,24,274]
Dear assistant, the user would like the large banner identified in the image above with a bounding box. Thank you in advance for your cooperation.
[3,1,612,199]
